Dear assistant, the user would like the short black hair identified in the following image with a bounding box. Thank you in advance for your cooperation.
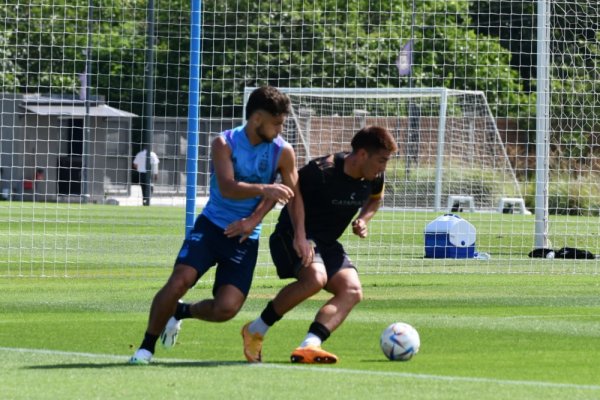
[350,126,398,154]
[245,86,291,120]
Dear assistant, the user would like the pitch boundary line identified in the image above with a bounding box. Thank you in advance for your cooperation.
[1,346,599,392]
[252,363,600,391]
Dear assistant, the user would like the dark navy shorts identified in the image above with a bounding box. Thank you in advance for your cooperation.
[269,228,355,280]
[175,215,259,296]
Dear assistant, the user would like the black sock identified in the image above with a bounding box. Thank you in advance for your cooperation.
[260,301,282,326]
[140,332,159,354]
[308,321,331,343]
[174,302,192,320]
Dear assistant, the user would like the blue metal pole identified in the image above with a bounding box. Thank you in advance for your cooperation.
[185,0,202,236]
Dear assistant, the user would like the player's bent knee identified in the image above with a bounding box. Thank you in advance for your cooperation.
[301,274,327,294]
[346,285,363,305]
[299,267,327,291]
[213,304,240,321]
[167,265,198,295]
[212,296,244,321]
[212,285,245,321]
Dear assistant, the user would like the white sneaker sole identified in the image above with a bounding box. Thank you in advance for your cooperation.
[128,356,150,365]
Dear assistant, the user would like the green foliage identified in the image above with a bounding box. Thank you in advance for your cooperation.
[559,131,591,159]
[549,2,600,136]
[384,159,519,208]
[1,1,89,92]
[201,0,531,118]
[2,0,598,158]
[415,1,532,117]
[550,30,600,141]
[523,174,600,216]
[0,32,19,90]
[0,0,183,117]
[1,0,531,119]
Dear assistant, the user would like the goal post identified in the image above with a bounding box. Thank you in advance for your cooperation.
[245,87,525,213]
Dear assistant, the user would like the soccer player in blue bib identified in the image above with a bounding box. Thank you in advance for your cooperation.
[242,126,398,364]
[129,86,312,365]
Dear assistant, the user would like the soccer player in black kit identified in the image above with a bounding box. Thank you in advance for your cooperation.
[242,126,398,363]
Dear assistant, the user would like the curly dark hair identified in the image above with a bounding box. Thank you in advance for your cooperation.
[245,86,291,120]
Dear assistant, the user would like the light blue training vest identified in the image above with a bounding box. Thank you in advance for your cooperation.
[201,125,286,240]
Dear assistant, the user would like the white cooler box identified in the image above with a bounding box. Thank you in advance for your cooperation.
[424,214,476,259]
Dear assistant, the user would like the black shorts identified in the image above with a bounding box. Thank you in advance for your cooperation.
[269,228,355,279]
[175,215,259,296]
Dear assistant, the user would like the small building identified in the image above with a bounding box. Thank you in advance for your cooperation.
[0,93,136,203]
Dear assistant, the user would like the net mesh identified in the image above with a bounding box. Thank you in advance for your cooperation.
[1,1,600,277]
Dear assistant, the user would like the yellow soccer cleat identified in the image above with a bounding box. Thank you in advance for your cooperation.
[241,322,263,363]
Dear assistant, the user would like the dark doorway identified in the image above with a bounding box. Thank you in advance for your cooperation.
[58,119,84,195]
[68,119,84,156]
[58,156,82,195]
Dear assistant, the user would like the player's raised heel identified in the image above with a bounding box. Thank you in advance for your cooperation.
[241,322,263,363]
[160,316,182,349]
[290,345,338,364]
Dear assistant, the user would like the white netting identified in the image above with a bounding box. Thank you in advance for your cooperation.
[1,1,600,277]
[268,87,523,212]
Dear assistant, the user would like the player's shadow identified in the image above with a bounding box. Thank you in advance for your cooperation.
[26,360,248,369]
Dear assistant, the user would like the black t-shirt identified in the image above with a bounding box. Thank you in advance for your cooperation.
[277,152,384,244]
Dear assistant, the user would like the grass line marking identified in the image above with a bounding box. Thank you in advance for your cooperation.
[2,346,599,392]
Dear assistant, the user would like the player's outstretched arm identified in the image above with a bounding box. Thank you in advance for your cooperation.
[211,136,294,203]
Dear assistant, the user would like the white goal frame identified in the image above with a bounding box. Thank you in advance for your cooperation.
[245,87,523,212]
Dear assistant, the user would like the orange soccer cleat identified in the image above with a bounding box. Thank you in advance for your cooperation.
[290,345,338,364]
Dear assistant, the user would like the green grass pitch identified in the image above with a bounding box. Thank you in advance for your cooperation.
[0,204,600,399]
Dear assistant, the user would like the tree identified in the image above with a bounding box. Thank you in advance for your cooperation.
[471,0,600,171]
[200,0,529,117]
[1,0,530,119]
[0,0,183,114]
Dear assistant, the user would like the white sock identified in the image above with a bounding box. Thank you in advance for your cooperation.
[299,333,322,348]
[248,317,269,336]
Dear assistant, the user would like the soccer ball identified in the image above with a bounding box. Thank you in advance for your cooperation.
[380,322,420,361]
